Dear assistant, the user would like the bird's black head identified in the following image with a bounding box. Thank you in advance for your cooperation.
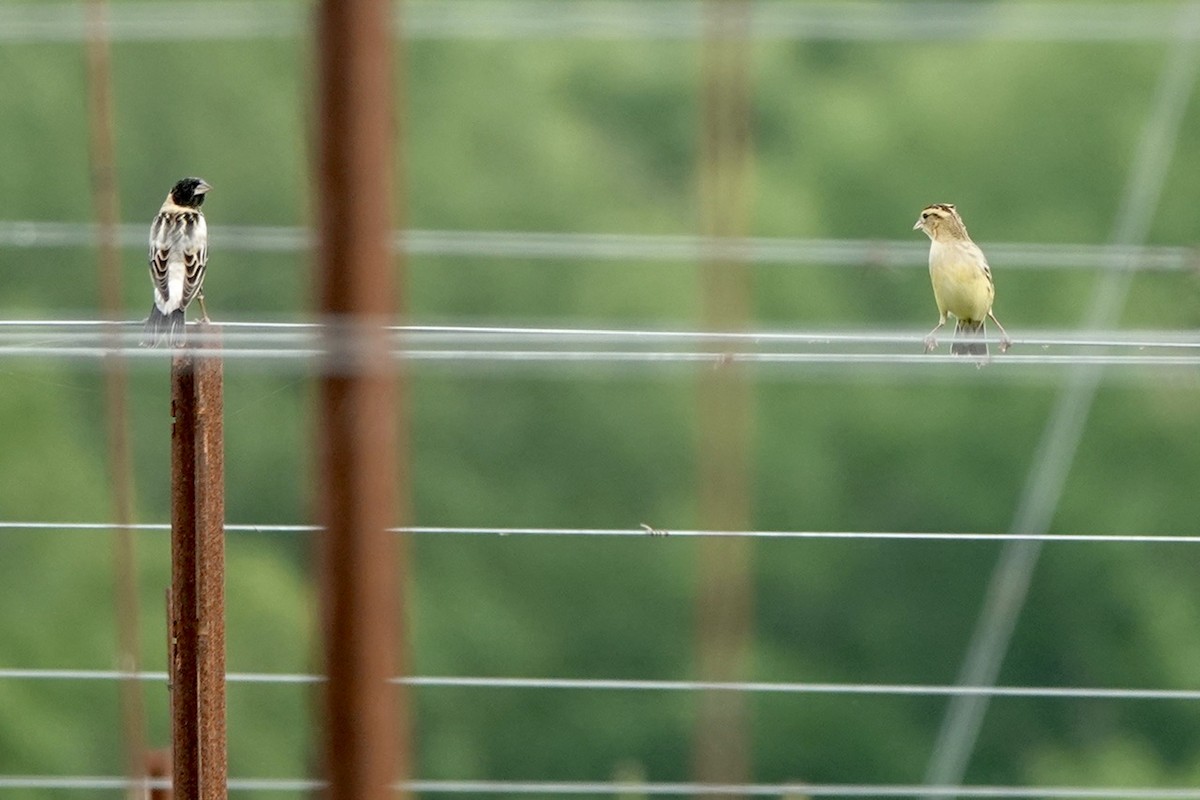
[170,177,212,208]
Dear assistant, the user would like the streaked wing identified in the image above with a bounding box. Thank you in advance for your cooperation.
[180,233,208,308]
[148,212,174,298]
[149,208,208,305]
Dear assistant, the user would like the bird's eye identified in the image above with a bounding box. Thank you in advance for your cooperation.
[922,212,931,218]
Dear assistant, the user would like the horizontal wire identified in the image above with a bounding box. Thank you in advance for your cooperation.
[1,1,1198,43]
[176,347,1199,364]
[5,521,1200,543]
[4,668,1200,701]
[3,777,1200,798]
[1,348,1197,369]
[404,782,1200,798]
[0,324,1197,368]
[5,320,1200,349]
[399,781,1200,798]
[0,776,314,793]
[1,221,1197,272]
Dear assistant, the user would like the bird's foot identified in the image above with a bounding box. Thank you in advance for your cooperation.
[999,335,1012,353]
[923,335,939,353]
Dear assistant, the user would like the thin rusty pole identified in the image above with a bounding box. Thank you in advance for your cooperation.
[163,590,175,800]
[392,4,415,782]
[313,0,405,798]
[170,354,200,800]
[194,326,227,800]
[146,748,173,800]
[84,0,147,779]
[692,1,755,797]
[169,335,227,800]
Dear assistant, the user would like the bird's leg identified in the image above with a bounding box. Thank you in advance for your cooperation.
[197,292,211,324]
[988,311,1011,353]
[924,316,946,353]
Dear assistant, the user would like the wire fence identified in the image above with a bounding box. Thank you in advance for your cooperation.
[2,221,1199,272]
[6,520,1200,543]
[6,667,1200,702]
[3,1,1200,43]
[6,0,1200,797]
[6,776,1200,798]
[0,323,1197,371]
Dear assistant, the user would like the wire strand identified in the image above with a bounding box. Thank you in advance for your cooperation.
[4,320,1200,348]
[1,221,1197,272]
[2,776,1200,798]
[1,1,1198,43]
[0,323,1197,369]
[4,521,1200,543]
[4,668,1200,701]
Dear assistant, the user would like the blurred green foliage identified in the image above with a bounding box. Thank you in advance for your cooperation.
[1,3,1199,798]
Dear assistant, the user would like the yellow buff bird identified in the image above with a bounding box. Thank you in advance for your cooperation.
[913,203,1010,358]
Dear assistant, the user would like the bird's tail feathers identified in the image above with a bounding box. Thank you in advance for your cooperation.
[951,319,988,358]
[142,305,186,347]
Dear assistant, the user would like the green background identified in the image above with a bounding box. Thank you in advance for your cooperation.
[1,1,1199,796]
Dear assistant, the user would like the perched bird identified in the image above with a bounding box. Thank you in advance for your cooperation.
[142,177,211,347]
[913,203,1010,358]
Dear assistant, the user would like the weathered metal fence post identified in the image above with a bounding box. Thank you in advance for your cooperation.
[84,0,148,782]
[693,1,756,796]
[170,352,199,800]
[169,324,227,800]
[145,747,173,800]
[313,0,407,793]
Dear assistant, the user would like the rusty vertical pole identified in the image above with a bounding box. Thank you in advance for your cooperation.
[84,0,121,318]
[314,0,404,798]
[392,5,415,782]
[169,328,226,800]
[163,590,176,800]
[194,326,227,800]
[692,1,755,796]
[170,354,200,800]
[145,748,174,800]
[84,0,147,779]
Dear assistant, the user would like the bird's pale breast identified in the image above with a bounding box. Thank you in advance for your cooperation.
[928,241,993,323]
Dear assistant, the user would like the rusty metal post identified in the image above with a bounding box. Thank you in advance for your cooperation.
[145,748,174,800]
[170,354,200,800]
[169,328,227,800]
[163,590,175,800]
[85,0,147,779]
[313,0,405,798]
[692,1,755,796]
[195,327,227,800]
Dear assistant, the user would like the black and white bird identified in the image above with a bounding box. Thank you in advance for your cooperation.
[142,177,211,347]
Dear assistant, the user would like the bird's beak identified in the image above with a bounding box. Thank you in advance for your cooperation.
[195,180,212,195]
[913,216,924,231]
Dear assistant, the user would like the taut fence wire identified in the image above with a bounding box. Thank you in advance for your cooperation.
[0,323,1197,369]
[6,776,1200,798]
[2,221,1198,272]
[5,521,1200,544]
[4,1,1200,43]
[6,668,1200,703]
